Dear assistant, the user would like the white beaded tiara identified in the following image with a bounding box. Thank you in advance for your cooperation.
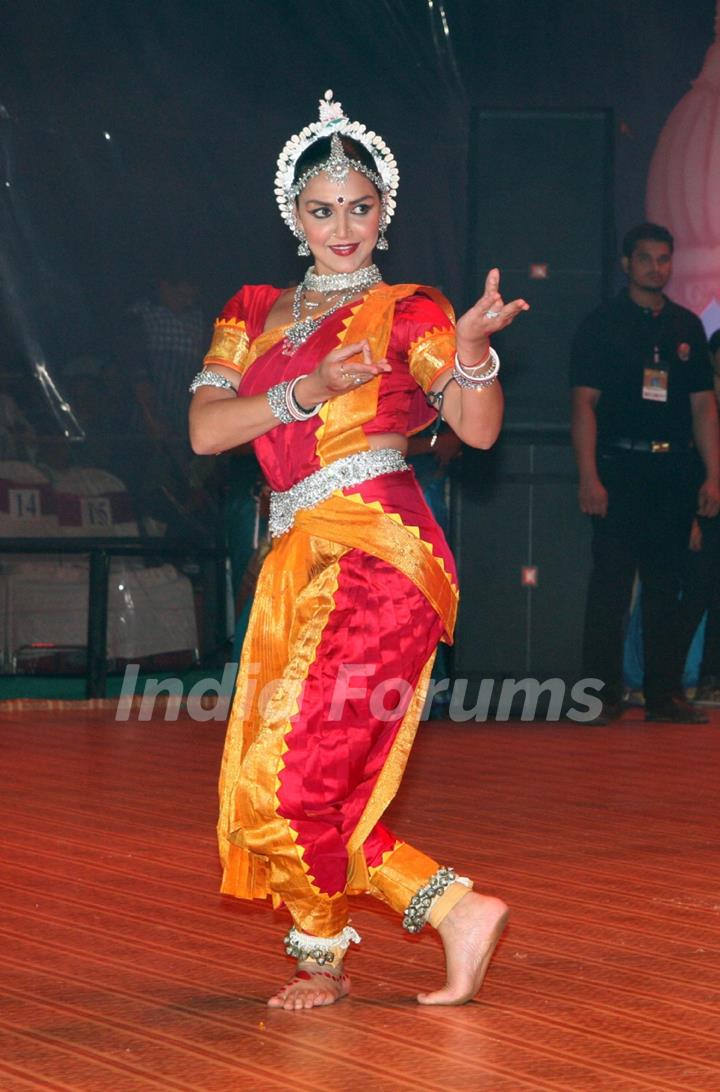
[275,90,399,238]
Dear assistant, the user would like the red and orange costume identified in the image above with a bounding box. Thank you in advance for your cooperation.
[204,282,466,939]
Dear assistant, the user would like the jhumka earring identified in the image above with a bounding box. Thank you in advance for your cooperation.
[376,227,389,251]
[297,236,310,256]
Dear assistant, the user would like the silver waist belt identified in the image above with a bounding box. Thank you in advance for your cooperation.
[268,448,409,538]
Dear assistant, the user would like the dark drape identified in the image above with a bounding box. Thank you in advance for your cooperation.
[0,0,715,427]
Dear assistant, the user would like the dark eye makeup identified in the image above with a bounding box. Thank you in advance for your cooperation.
[306,198,377,219]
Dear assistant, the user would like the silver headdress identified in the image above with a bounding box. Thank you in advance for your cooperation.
[275,90,399,245]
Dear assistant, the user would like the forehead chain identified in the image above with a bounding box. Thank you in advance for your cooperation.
[275,90,399,238]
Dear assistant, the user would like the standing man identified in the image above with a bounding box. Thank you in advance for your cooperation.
[676,329,720,702]
[117,261,208,534]
[124,264,206,460]
[570,222,720,724]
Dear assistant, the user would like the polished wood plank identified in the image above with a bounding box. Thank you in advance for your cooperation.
[1,705,719,1089]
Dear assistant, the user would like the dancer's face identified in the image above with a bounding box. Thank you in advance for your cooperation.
[295,168,382,276]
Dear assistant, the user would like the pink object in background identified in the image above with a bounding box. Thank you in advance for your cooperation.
[646,1,720,332]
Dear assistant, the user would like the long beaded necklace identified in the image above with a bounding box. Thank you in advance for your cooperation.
[282,265,382,355]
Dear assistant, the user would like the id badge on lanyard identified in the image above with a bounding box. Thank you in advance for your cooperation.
[642,345,668,403]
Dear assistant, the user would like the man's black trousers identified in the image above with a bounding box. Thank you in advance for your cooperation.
[582,449,699,708]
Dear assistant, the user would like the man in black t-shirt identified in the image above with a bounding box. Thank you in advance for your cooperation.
[570,222,720,724]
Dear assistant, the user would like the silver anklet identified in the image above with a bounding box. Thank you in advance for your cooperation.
[402,867,472,933]
[283,925,361,965]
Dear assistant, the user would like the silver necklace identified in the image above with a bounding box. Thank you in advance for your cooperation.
[283,284,360,354]
[283,266,382,354]
[302,288,344,311]
[302,264,382,294]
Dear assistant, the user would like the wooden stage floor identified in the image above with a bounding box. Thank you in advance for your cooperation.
[1,704,719,1090]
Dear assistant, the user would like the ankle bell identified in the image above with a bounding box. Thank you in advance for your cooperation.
[283,924,361,965]
[402,867,473,933]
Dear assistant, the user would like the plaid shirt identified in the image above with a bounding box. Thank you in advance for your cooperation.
[128,299,206,437]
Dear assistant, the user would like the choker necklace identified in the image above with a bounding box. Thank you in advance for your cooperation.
[302,264,382,294]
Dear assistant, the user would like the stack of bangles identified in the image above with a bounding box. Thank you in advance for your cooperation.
[265,375,322,424]
[452,346,500,390]
[424,347,500,444]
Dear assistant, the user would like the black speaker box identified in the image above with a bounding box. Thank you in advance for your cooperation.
[452,440,591,684]
[448,109,611,694]
[466,109,613,428]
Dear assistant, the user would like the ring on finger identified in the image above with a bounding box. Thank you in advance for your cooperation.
[484,309,501,319]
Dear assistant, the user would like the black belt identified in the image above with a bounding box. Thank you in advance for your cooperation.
[602,437,693,454]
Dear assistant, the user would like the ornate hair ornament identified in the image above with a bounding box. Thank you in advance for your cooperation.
[275,90,399,243]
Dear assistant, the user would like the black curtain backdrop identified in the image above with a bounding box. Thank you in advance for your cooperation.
[0,0,716,411]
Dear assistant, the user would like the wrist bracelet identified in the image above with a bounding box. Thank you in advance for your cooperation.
[266,380,294,424]
[288,375,322,420]
[453,347,500,390]
[267,375,322,424]
[455,348,492,372]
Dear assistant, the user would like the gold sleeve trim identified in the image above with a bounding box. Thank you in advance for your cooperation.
[408,326,455,393]
[203,319,251,376]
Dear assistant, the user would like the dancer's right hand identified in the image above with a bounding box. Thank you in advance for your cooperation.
[297,340,391,406]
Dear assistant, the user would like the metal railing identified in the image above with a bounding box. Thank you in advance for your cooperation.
[0,537,226,698]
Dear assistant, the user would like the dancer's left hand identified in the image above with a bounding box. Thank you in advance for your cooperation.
[455,268,529,363]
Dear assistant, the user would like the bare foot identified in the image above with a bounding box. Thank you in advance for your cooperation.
[417,892,509,1005]
[267,962,350,1011]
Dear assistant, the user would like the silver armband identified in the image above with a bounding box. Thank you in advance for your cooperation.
[189,369,236,393]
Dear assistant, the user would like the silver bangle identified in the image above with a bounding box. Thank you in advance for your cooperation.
[456,348,492,371]
[267,375,322,424]
[286,375,322,421]
[453,347,500,390]
[266,380,294,424]
[189,369,236,393]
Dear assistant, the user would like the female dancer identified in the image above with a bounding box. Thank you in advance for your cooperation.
[189,91,528,1011]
